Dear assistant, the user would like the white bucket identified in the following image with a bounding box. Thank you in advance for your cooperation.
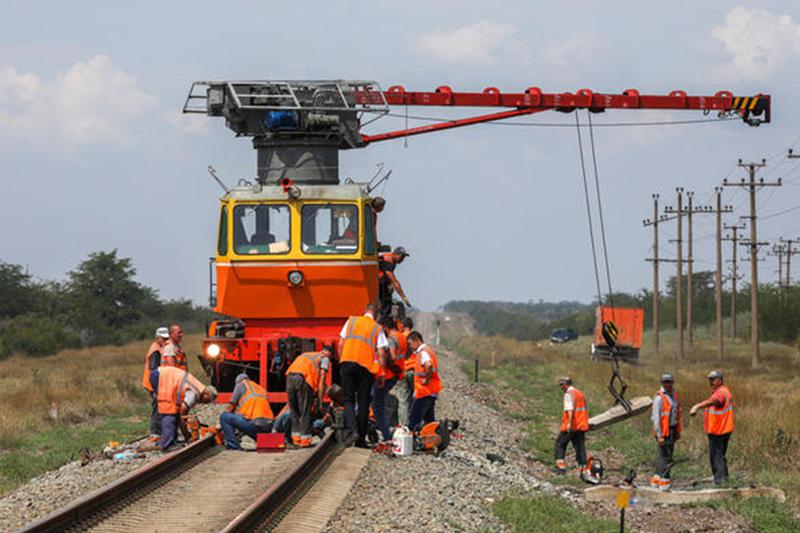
[392,426,413,457]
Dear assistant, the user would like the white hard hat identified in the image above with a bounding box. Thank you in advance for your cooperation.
[155,327,170,339]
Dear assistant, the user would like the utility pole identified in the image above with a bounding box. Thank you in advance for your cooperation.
[642,193,661,355]
[723,223,746,339]
[724,159,781,369]
[780,237,800,287]
[676,187,684,360]
[714,188,732,358]
[769,244,786,289]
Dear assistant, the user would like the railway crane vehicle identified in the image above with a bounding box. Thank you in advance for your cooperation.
[183,80,770,404]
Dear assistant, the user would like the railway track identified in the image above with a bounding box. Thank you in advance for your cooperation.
[17,432,339,533]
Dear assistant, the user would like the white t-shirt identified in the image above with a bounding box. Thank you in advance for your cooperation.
[563,386,575,411]
[417,344,433,367]
[339,314,389,348]
[183,389,198,410]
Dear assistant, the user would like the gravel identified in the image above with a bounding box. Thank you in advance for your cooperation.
[0,402,225,531]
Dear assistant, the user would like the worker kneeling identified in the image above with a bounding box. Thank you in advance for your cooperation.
[151,366,216,451]
[220,373,275,450]
[555,376,597,482]
[285,346,333,447]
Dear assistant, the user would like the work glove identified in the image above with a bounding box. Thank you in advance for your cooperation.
[689,405,699,417]
[657,437,665,445]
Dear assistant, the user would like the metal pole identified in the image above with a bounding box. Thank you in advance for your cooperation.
[474,358,479,383]
[715,188,723,359]
[732,229,739,339]
[676,188,684,360]
[747,164,760,369]
[653,194,660,356]
[687,191,694,352]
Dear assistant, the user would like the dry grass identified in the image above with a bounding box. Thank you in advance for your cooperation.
[442,314,800,506]
[0,334,205,450]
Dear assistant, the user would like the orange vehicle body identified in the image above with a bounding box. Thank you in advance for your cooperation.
[198,184,381,404]
[592,306,644,360]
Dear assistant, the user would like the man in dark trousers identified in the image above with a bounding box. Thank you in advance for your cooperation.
[554,376,590,480]
[690,370,735,485]
[378,247,411,318]
[650,373,682,491]
[339,303,388,448]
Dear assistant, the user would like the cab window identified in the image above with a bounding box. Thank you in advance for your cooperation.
[363,205,376,255]
[217,206,228,255]
[233,204,291,255]
[301,204,358,254]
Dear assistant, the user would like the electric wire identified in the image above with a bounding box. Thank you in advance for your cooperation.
[587,111,615,309]
[575,112,604,308]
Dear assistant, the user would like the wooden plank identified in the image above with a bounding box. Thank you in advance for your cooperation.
[588,396,653,431]
[584,484,786,505]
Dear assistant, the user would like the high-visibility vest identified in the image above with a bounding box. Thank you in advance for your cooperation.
[560,387,589,432]
[656,390,682,437]
[237,380,274,421]
[286,351,332,393]
[340,315,382,374]
[381,331,405,380]
[162,340,188,371]
[401,330,415,371]
[156,366,205,415]
[378,253,396,282]
[142,341,161,392]
[704,385,734,435]
[413,346,442,399]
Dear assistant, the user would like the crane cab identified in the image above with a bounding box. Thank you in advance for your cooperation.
[200,182,380,398]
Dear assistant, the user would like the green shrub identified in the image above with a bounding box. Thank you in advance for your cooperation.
[0,314,80,357]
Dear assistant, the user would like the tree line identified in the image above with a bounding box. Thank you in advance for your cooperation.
[445,270,800,344]
[0,250,212,357]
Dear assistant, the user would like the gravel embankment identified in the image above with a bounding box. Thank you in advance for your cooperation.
[324,342,553,532]
[0,404,224,531]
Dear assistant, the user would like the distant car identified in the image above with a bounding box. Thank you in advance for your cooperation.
[550,328,578,344]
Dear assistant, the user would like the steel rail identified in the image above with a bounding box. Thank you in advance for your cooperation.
[16,435,216,533]
[221,431,339,533]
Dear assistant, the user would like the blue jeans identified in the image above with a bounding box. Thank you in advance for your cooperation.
[160,414,178,450]
[409,395,436,431]
[372,378,397,441]
[220,412,264,450]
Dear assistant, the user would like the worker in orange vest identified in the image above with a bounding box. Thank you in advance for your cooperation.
[398,317,415,425]
[378,247,411,318]
[339,303,388,448]
[142,327,170,439]
[150,366,216,451]
[220,373,275,450]
[372,317,404,442]
[690,370,735,485]
[285,346,333,447]
[555,377,589,478]
[650,373,682,491]
[407,331,442,430]
[161,324,188,371]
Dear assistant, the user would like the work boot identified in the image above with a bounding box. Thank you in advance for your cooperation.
[658,478,671,492]
[649,475,661,489]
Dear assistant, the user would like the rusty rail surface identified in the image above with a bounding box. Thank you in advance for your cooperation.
[16,435,216,533]
[221,431,339,532]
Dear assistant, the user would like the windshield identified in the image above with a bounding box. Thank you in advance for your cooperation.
[233,204,291,255]
[301,204,359,255]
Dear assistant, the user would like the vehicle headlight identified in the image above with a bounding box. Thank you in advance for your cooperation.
[206,343,221,358]
[288,270,304,286]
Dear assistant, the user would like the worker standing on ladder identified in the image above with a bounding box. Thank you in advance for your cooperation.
[555,377,589,478]
[378,247,411,318]
[650,373,682,491]
[690,370,735,485]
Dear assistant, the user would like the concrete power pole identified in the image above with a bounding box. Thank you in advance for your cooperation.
[769,244,786,289]
[643,193,661,355]
[714,188,733,358]
[675,187,684,360]
[780,238,800,286]
[724,160,781,369]
[723,223,746,339]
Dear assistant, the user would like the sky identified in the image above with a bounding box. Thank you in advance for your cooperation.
[2,1,800,311]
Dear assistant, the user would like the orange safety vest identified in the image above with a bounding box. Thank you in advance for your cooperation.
[156,366,205,415]
[413,346,442,399]
[142,341,161,392]
[378,253,396,281]
[162,340,188,371]
[704,385,734,435]
[656,390,682,437]
[237,380,274,421]
[286,351,332,393]
[560,387,589,432]
[340,315,382,374]
[401,330,415,371]
[382,331,405,380]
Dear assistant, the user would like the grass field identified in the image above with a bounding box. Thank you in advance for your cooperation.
[0,334,204,495]
[441,314,800,531]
